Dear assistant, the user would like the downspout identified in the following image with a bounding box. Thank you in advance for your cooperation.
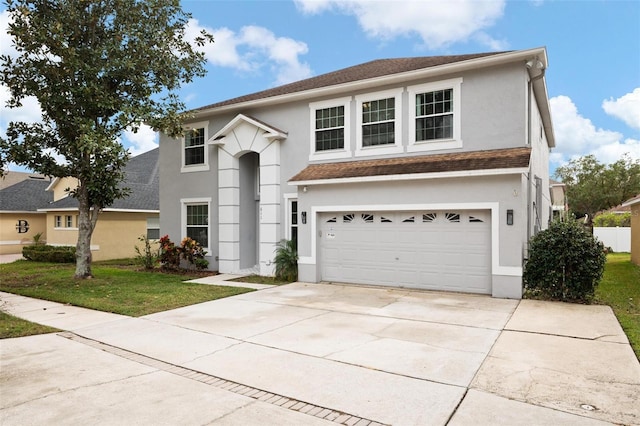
[525,60,546,248]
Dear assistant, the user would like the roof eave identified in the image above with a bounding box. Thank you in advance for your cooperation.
[289,167,529,186]
[191,47,549,119]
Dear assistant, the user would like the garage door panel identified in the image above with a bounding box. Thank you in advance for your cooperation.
[320,210,491,294]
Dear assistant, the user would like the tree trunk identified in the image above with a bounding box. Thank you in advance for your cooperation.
[75,184,95,278]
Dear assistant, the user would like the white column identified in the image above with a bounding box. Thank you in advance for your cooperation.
[218,149,240,273]
[259,141,280,276]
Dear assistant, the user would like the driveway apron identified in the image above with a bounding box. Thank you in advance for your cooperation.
[1,283,638,425]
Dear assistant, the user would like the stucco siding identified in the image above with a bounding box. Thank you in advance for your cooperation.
[0,213,47,254]
[46,211,157,261]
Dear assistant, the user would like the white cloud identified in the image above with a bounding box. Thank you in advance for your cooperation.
[186,19,312,86]
[602,88,640,131]
[121,124,159,157]
[0,10,17,58]
[294,0,506,50]
[550,95,640,166]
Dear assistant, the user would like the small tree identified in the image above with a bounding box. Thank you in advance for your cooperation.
[0,0,213,278]
[523,218,606,302]
[593,212,631,227]
[274,239,298,282]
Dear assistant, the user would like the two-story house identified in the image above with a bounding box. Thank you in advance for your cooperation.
[159,47,554,298]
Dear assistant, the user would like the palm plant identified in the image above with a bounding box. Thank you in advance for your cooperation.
[274,239,298,282]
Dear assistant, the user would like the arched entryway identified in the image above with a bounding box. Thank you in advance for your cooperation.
[210,114,286,276]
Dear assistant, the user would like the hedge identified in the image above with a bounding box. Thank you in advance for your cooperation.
[22,245,76,263]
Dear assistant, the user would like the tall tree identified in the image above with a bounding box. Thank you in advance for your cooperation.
[555,154,640,224]
[0,0,212,278]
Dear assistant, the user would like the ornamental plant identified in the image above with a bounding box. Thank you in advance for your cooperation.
[523,218,606,302]
[274,239,298,282]
[158,235,208,270]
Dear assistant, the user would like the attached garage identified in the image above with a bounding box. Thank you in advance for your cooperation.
[319,209,491,294]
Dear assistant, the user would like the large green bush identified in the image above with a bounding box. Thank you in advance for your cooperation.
[593,212,631,227]
[523,219,606,302]
[22,245,76,263]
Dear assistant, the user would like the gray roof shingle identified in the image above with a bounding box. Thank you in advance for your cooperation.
[42,148,159,211]
[0,177,53,212]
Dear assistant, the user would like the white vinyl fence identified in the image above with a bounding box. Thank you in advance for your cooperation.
[593,227,631,252]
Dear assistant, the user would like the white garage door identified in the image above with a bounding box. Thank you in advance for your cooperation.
[319,210,491,294]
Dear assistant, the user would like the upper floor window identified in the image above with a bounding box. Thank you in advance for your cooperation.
[181,121,209,173]
[415,89,453,141]
[315,106,344,151]
[185,128,205,165]
[355,88,403,157]
[309,97,351,161]
[408,78,462,153]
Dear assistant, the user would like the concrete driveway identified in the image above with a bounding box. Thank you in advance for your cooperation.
[1,282,639,425]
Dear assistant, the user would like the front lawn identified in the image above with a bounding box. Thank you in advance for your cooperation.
[596,253,640,359]
[0,311,60,339]
[0,260,254,317]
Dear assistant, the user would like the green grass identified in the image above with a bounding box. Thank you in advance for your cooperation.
[0,260,254,317]
[228,274,293,285]
[0,311,60,339]
[596,253,640,359]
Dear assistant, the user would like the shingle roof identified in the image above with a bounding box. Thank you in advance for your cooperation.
[194,52,507,111]
[44,148,159,211]
[0,177,53,212]
[289,147,531,182]
[0,171,47,190]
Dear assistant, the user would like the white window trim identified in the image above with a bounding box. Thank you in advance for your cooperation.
[181,197,212,252]
[309,97,352,161]
[407,77,463,153]
[181,121,210,173]
[54,214,77,230]
[355,88,404,157]
[283,193,298,240]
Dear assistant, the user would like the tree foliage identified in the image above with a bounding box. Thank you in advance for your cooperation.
[593,212,631,227]
[523,218,606,302]
[554,154,640,224]
[0,0,212,278]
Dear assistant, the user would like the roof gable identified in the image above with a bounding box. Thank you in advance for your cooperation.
[210,114,288,143]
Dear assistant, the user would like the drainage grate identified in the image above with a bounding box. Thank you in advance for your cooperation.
[58,331,387,426]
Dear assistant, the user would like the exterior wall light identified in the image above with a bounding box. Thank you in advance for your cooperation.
[301,211,307,224]
[507,209,514,226]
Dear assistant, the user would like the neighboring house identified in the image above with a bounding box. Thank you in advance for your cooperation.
[0,149,160,260]
[0,173,52,254]
[549,179,567,220]
[622,194,640,265]
[159,47,555,299]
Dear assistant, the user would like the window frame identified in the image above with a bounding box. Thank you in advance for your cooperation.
[181,121,209,173]
[284,193,298,243]
[408,78,463,152]
[355,88,403,157]
[181,197,211,252]
[54,215,62,228]
[309,97,352,161]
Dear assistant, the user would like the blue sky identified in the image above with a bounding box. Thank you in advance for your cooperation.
[2,0,639,175]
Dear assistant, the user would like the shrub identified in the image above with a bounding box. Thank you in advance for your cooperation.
[158,235,181,270]
[134,235,159,270]
[22,245,75,263]
[523,218,606,302]
[158,235,208,270]
[180,237,208,270]
[593,212,631,227]
[274,239,298,282]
